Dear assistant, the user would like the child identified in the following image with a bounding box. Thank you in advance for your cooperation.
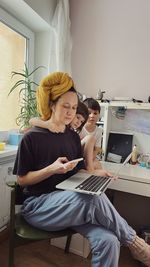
[69,101,89,133]
[29,100,89,134]
[80,98,103,171]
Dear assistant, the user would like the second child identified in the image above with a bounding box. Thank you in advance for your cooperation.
[80,98,103,171]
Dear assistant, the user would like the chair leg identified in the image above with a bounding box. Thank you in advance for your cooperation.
[65,235,72,253]
[8,232,15,267]
[8,188,16,267]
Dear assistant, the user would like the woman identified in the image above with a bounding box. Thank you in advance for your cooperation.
[13,72,150,267]
[29,100,100,171]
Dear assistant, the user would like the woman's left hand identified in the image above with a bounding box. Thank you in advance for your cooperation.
[92,169,118,180]
[92,169,112,177]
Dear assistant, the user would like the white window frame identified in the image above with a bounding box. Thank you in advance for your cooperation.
[0,7,34,70]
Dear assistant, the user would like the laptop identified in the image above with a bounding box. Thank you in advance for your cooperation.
[56,153,132,196]
[106,132,133,163]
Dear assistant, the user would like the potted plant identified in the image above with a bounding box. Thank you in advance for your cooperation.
[8,64,43,144]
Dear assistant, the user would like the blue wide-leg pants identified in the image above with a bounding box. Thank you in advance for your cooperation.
[22,191,135,267]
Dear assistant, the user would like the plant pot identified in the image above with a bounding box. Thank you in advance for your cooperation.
[8,132,23,145]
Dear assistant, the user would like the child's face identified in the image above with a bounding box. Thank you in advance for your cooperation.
[71,114,85,130]
[86,108,100,125]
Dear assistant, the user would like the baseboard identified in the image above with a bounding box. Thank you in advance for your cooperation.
[0,226,9,243]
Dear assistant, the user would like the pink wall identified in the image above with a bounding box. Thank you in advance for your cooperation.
[70,0,150,102]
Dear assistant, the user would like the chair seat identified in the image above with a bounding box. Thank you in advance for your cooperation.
[15,213,76,240]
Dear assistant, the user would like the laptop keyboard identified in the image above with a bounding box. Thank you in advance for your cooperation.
[75,175,111,193]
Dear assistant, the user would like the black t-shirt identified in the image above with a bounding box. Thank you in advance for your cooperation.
[13,127,85,196]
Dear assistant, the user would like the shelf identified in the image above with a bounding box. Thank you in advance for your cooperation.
[0,145,17,161]
[97,101,150,109]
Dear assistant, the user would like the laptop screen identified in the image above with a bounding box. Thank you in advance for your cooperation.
[106,132,133,163]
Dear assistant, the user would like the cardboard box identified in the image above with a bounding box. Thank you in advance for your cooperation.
[51,233,91,258]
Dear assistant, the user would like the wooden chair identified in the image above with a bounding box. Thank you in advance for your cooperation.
[7,181,76,267]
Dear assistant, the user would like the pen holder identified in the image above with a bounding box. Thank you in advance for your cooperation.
[138,154,150,168]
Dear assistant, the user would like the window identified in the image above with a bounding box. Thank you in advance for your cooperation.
[0,7,34,130]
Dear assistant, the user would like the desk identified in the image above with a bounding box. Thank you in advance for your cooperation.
[0,145,17,160]
[52,162,150,256]
[101,161,150,197]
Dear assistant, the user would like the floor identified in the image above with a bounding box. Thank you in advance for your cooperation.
[0,239,140,267]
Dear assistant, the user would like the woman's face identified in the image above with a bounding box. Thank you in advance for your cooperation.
[71,114,85,130]
[52,91,78,125]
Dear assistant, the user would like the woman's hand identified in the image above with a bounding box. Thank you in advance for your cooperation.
[49,157,78,174]
[17,157,78,186]
[92,169,112,177]
[93,169,118,180]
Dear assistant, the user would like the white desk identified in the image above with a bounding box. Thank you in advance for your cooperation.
[101,161,150,197]
[0,144,17,159]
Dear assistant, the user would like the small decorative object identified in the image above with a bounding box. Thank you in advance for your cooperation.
[132,98,143,103]
[77,91,84,101]
[131,145,138,165]
[146,160,150,169]
[96,89,105,100]
[0,142,6,151]
[115,107,126,120]
[138,154,150,168]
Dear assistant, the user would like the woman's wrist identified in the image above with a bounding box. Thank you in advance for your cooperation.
[45,165,56,176]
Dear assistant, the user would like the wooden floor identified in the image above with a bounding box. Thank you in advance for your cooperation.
[0,239,140,267]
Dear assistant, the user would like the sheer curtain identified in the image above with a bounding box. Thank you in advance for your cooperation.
[49,0,72,74]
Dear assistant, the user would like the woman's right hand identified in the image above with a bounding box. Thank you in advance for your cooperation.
[49,157,77,174]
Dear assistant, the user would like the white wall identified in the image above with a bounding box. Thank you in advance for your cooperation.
[24,0,58,79]
[70,0,150,102]
[34,31,53,82]
[23,0,58,80]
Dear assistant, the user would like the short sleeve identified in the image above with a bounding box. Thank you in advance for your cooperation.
[13,133,34,176]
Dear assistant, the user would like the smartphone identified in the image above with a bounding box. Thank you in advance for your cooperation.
[69,158,84,164]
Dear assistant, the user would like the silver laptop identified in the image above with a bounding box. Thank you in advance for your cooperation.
[56,153,132,196]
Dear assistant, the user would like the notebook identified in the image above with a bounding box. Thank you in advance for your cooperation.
[56,153,132,196]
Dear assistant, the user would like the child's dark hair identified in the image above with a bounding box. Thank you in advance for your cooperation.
[83,98,101,113]
[76,101,89,133]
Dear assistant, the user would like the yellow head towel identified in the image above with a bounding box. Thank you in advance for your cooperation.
[36,72,74,120]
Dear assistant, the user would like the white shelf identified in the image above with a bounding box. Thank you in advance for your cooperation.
[97,101,150,160]
[98,101,150,109]
[0,145,17,160]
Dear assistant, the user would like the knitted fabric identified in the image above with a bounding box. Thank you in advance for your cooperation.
[36,72,74,120]
[129,235,150,266]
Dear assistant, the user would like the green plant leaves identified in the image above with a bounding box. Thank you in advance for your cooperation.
[8,64,44,130]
